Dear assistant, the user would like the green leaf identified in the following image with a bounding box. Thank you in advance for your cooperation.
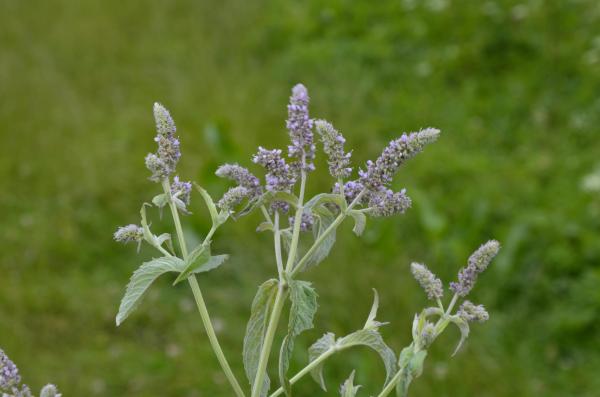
[449,315,470,356]
[194,183,221,225]
[243,279,279,397]
[256,221,274,233]
[308,332,336,390]
[337,329,397,385]
[271,191,299,209]
[364,289,388,330]
[305,193,347,212]
[152,193,169,208]
[348,210,366,236]
[116,256,185,326]
[279,280,318,396]
[172,244,212,285]
[409,350,427,378]
[340,371,361,397]
[304,206,337,270]
[395,346,427,397]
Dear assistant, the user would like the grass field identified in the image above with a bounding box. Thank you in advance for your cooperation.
[1,1,600,396]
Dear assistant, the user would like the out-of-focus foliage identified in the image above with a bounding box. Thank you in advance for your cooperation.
[0,0,599,396]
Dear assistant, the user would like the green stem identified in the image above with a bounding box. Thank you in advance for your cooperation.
[251,169,307,397]
[274,212,284,276]
[268,348,336,397]
[161,179,246,397]
[377,364,407,397]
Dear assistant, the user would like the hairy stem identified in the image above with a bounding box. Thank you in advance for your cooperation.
[268,348,336,397]
[161,179,245,397]
[251,169,307,397]
[274,212,284,277]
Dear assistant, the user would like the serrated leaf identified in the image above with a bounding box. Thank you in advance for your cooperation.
[308,332,336,390]
[152,193,169,208]
[256,221,274,233]
[243,279,279,397]
[449,316,470,356]
[173,244,211,285]
[194,183,220,225]
[337,329,397,385]
[116,256,185,326]
[348,210,366,236]
[279,280,318,396]
[303,206,337,270]
[339,370,361,397]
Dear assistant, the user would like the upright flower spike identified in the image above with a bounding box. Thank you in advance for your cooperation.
[146,103,181,182]
[315,120,352,179]
[411,262,444,300]
[458,301,490,323]
[368,188,412,217]
[450,240,500,297]
[215,163,262,199]
[359,128,440,191]
[287,84,315,171]
[252,147,296,193]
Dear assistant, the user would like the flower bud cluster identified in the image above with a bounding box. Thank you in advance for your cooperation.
[368,188,412,217]
[287,84,315,172]
[314,120,352,178]
[218,186,250,212]
[113,224,144,244]
[215,164,262,199]
[289,211,314,232]
[145,103,181,182]
[410,263,444,300]
[171,176,192,207]
[450,240,500,297]
[458,301,489,323]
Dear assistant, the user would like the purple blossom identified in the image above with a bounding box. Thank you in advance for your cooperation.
[286,84,315,172]
[146,103,181,181]
[0,349,21,390]
[450,240,500,297]
[215,164,262,199]
[359,128,440,191]
[252,147,296,193]
[289,211,314,232]
[333,180,368,206]
[315,120,352,178]
[171,176,192,206]
[368,188,412,217]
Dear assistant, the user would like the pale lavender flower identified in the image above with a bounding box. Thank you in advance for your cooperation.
[315,120,352,178]
[252,147,296,192]
[113,224,144,244]
[458,301,489,323]
[420,321,437,348]
[0,349,21,390]
[333,180,368,205]
[12,384,33,397]
[359,128,440,191]
[289,211,314,232]
[171,176,192,206]
[215,164,262,199]
[286,84,315,171]
[218,186,250,212]
[368,188,412,217]
[146,103,181,181]
[411,263,444,300]
[450,240,500,297]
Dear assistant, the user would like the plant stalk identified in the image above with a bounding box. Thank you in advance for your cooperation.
[162,179,246,397]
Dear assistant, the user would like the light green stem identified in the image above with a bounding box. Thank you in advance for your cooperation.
[269,348,336,397]
[162,179,246,397]
[251,169,307,397]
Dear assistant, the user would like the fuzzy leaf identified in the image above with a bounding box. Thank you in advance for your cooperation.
[340,371,361,397]
[308,333,336,390]
[364,289,387,330]
[337,329,397,385]
[305,193,347,212]
[194,183,222,225]
[152,193,169,208]
[256,221,274,233]
[449,315,470,356]
[303,206,337,270]
[172,244,212,285]
[270,191,299,209]
[279,280,318,395]
[348,210,366,236]
[116,256,185,326]
[243,279,279,397]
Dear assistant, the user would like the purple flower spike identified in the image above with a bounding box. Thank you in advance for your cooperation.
[215,164,262,199]
[146,103,182,182]
[0,349,21,390]
[368,188,412,217]
[315,120,353,179]
[359,128,440,191]
[171,176,192,206]
[287,84,315,172]
[450,240,500,297]
[252,147,296,193]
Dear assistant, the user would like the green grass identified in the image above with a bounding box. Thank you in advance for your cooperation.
[1,0,600,395]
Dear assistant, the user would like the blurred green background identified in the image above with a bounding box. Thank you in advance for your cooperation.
[1,0,600,396]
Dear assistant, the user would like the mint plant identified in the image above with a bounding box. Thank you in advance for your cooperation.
[0,349,61,397]
[114,84,500,397]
